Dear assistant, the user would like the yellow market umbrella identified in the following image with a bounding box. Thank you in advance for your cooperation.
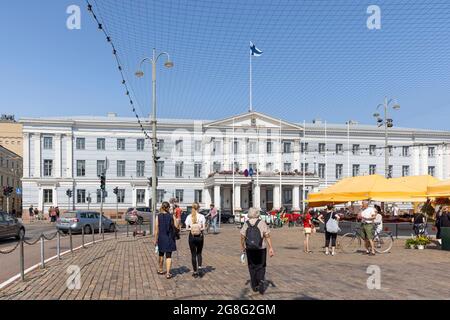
[427,179,450,198]
[390,175,439,194]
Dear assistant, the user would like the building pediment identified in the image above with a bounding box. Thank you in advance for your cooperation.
[204,111,304,131]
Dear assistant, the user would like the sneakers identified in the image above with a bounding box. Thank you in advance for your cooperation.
[325,251,330,255]
[331,251,336,256]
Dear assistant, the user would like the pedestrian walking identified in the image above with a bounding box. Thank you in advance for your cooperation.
[318,204,340,256]
[173,204,182,228]
[29,205,34,222]
[210,203,218,234]
[435,207,443,245]
[185,202,206,278]
[55,206,60,218]
[359,201,376,256]
[154,201,178,279]
[34,207,41,221]
[303,208,314,253]
[240,207,274,294]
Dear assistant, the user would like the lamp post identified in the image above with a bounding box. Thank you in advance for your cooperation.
[136,49,173,235]
[373,97,400,178]
[346,120,357,177]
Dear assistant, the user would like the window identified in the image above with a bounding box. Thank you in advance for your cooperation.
[402,146,410,157]
[158,139,165,151]
[319,143,326,154]
[428,166,435,177]
[213,140,221,155]
[117,139,125,150]
[336,144,343,155]
[76,138,85,150]
[194,140,201,152]
[369,145,376,156]
[43,189,53,203]
[76,160,86,177]
[194,190,202,203]
[301,163,309,173]
[266,141,272,154]
[175,162,183,177]
[43,160,53,177]
[428,147,435,158]
[175,189,184,202]
[266,162,273,172]
[157,161,164,177]
[136,161,145,177]
[248,141,256,153]
[284,163,292,172]
[194,163,202,178]
[96,160,106,177]
[282,189,292,204]
[248,163,257,172]
[233,140,239,155]
[43,137,53,149]
[388,165,394,178]
[117,189,125,203]
[213,161,221,172]
[137,139,145,151]
[175,140,183,154]
[136,189,145,203]
[97,138,105,150]
[318,163,326,179]
[157,190,165,203]
[352,144,360,155]
[77,189,86,203]
[369,165,377,175]
[233,161,240,171]
[335,164,343,179]
[283,142,291,154]
[402,165,410,177]
[117,160,126,177]
[352,164,360,177]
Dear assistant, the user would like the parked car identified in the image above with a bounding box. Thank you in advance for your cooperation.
[56,211,116,234]
[235,209,271,225]
[0,211,25,240]
[125,207,152,225]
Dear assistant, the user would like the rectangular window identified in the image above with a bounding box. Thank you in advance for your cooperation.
[249,163,257,172]
[194,140,201,152]
[76,138,85,150]
[213,162,222,172]
[233,161,240,171]
[194,190,202,203]
[402,146,410,157]
[157,161,164,177]
[318,163,326,179]
[266,141,272,154]
[352,164,360,177]
[157,190,165,203]
[336,164,343,179]
[117,189,125,203]
[76,160,86,177]
[213,140,221,155]
[43,137,53,150]
[117,160,126,177]
[175,189,184,203]
[43,189,53,203]
[301,142,308,153]
[428,166,435,177]
[77,189,86,203]
[319,143,325,154]
[137,139,145,151]
[282,189,292,204]
[428,147,435,158]
[136,189,145,203]
[136,161,145,177]
[336,144,343,155]
[369,145,376,156]
[194,163,202,178]
[117,138,125,150]
[43,159,53,177]
[283,142,291,154]
[301,163,309,173]
[284,163,292,172]
[97,160,106,177]
[369,165,377,175]
[158,139,165,151]
[248,141,257,153]
[266,162,273,172]
[175,162,183,177]
[97,138,105,150]
[402,165,410,177]
[233,140,239,155]
[175,140,183,154]
[352,144,360,155]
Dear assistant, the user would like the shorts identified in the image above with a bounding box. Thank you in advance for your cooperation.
[158,251,172,258]
[304,227,312,235]
[361,223,374,240]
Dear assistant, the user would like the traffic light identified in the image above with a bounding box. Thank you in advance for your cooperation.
[113,187,119,195]
[66,189,72,198]
[100,174,106,190]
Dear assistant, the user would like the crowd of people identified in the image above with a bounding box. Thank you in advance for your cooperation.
[27,205,60,222]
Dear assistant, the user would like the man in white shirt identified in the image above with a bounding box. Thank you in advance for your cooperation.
[393,204,399,217]
[360,201,376,255]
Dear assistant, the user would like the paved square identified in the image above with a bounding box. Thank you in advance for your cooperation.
[1,225,449,300]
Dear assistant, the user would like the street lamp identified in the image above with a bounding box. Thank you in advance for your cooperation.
[373,97,400,178]
[136,48,173,235]
[346,120,358,177]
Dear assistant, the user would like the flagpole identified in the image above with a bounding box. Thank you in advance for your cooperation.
[279,119,282,209]
[302,120,306,212]
[232,117,235,218]
[249,48,253,112]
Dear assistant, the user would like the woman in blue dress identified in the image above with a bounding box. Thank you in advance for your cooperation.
[155,201,178,279]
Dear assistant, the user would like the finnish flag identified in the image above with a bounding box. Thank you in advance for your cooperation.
[250,41,263,56]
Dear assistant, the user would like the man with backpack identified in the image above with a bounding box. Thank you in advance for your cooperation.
[240,207,274,294]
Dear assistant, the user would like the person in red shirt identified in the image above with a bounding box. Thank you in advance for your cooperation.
[303,209,314,253]
[174,204,182,227]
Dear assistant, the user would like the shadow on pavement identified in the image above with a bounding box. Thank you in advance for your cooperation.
[198,266,215,278]
[171,266,190,277]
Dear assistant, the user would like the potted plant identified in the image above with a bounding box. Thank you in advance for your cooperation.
[416,236,431,250]
[405,238,416,249]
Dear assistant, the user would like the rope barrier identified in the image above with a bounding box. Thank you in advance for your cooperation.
[0,240,21,255]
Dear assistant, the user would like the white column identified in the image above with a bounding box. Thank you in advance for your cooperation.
[273,185,281,210]
[214,185,221,210]
[132,186,137,207]
[33,133,41,178]
[412,146,420,176]
[254,185,261,210]
[52,186,58,207]
[420,146,428,175]
[38,185,43,212]
[292,185,300,210]
[54,134,62,178]
[145,186,151,207]
[437,145,444,179]
[66,134,73,178]
[23,133,30,178]
[204,187,211,207]
[234,184,241,210]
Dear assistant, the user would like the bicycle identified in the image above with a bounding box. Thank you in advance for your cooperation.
[339,223,394,254]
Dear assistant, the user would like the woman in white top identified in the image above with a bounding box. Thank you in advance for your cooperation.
[185,202,206,278]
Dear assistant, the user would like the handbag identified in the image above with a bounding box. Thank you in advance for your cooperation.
[325,213,340,234]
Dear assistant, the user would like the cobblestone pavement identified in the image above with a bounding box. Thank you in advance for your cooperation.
[1,225,449,300]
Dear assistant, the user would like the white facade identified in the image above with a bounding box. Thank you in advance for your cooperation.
[20,112,450,216]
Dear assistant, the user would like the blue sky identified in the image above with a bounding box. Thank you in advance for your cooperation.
[1,0,450,130]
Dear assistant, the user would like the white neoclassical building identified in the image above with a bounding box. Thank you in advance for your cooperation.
[20,111,450,217]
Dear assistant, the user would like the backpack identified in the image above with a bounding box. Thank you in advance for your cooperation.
[190,215,202,236]
[325,213,340,234]
[245,220,263,250]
